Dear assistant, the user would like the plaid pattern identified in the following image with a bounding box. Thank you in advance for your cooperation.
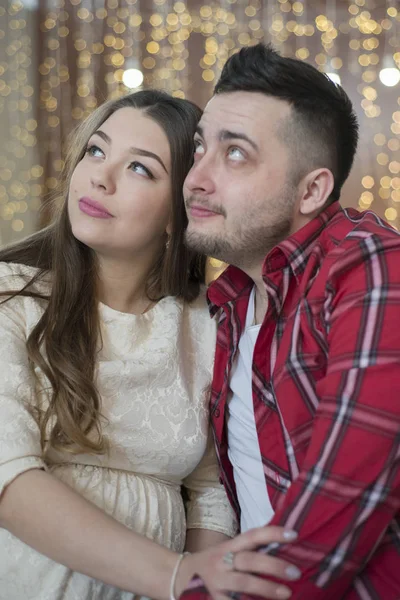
[181,203,400,600]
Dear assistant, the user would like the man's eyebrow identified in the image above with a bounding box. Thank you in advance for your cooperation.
[91,130,168,174]
[194,126,259,152]
[219,129,259,152]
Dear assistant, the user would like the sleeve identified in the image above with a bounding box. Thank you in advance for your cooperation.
[183,428,238,538]
[0,285,46,499]
[180,233,400,600]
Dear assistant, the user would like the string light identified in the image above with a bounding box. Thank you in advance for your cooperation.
[0,0,399,249]
[122,68,144,88]
[379,67,400,87]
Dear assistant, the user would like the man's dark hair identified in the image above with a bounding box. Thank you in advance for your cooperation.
[214,43,359,203]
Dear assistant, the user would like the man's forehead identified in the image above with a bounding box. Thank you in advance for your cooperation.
[199,91,290,137]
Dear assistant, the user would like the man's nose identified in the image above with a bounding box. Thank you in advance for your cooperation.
[184,155,216,196]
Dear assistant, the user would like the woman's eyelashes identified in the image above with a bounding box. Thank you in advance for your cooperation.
[85,144,154,179]
[129,161,154,179]
[86,144,104,158]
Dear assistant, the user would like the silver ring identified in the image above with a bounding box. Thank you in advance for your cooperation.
[222,551,236,570]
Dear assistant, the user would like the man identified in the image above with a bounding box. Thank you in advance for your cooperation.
[182,43,400,599]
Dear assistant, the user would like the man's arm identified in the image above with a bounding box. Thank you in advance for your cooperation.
[180,233,400,600]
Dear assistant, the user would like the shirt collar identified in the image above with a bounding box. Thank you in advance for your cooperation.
[207,201,342,314]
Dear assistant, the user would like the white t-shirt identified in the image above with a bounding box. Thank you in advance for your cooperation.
[227,286,274,532]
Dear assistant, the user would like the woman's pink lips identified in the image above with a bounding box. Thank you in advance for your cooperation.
[189,205,220,218]
[79,197,113,219]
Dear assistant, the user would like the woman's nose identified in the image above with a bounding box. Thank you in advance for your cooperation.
[90,167,116,195]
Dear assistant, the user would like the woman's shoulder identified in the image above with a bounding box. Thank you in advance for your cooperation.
[181,285,216,337]
[0,260,41,283]
[0,261,49,294]
[184,285,212,315]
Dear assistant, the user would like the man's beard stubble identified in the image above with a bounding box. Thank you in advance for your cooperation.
[184,185,296,270]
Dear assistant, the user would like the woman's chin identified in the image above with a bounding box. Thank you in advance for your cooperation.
[70,219,107,249]
[70,229,102,255]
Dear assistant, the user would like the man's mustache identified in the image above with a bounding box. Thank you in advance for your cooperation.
[185,195,226,218]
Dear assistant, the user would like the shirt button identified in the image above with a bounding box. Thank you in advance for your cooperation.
[214,408,220,418]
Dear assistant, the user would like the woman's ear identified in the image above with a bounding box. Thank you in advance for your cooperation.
[165,211,173,237]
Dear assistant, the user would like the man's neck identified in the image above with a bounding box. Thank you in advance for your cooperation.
[252,282,268,325]
[240,264,269,326]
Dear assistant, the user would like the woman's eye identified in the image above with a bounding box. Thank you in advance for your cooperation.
[86,144,104,158]
[130,161,153,179]
[228,147,245,161]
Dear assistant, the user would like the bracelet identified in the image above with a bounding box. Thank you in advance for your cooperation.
[169,551,190,600]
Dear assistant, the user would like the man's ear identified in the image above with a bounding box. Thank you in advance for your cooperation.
[298,168,335,216]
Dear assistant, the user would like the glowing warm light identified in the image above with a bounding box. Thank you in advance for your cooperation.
[374,133,386,146]
[379,67,400,87]
[362,176,375,189]
[209,258,224,268]
[385,207,397,221]
[379,188,391,199]
[122,68,144,89]
[377,153,389,165]
[326,72,341,85]
[0,1,399,247]
[358,191,374,209]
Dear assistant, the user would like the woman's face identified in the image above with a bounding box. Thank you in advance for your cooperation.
[68,107,172,261]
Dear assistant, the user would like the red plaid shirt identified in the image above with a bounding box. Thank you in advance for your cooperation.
[181,203,400,600]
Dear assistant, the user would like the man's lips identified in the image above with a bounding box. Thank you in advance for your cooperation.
[188,204,221,218]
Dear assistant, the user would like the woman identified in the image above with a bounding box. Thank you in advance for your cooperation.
[0,90,298,600]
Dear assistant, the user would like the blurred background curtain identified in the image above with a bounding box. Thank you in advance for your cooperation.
[0,0,399,278]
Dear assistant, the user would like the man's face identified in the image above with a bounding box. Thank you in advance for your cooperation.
[183,91,299,270]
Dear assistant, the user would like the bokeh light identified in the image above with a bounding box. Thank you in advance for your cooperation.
[0,0,399,247]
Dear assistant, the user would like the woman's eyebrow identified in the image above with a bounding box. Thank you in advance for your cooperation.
[92,130,168,174]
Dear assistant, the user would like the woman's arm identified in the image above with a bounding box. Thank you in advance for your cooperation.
[185,529,230,552]
[0,468,178,599]
[0,279,179,599]
[182,430,239,541]
[0,470,299,600]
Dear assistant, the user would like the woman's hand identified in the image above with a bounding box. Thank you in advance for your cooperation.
[176,525,300,600]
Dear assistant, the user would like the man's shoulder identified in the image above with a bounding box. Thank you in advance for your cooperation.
[315,208,400,287]
[321,207,400,258]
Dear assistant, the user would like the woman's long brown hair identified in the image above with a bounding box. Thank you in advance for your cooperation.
[0,90,205,456]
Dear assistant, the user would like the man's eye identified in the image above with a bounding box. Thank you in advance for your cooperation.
[194,140,205,154]
[228,147,245,161]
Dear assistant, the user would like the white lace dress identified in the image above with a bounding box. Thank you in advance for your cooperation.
[0,262,237,600]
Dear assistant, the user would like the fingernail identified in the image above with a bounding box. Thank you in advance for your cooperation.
[285,566,301,580]
[276,587,292,599]
[283,530,298,541]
